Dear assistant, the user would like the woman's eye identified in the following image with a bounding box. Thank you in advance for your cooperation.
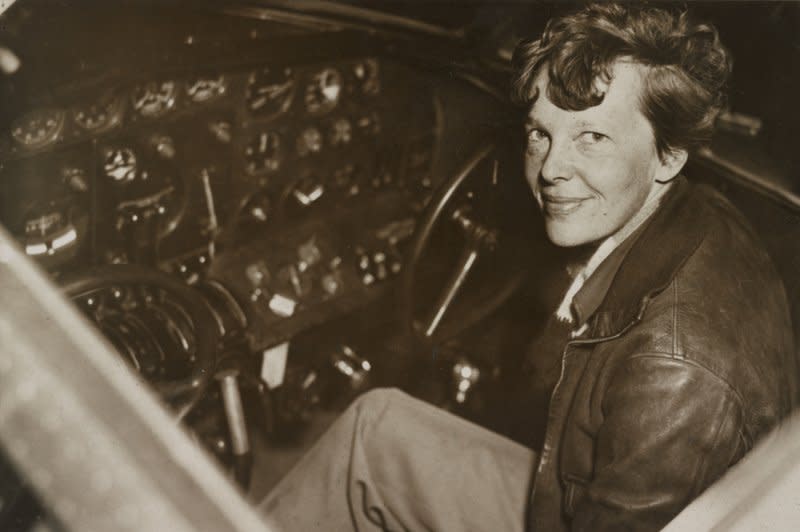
[527,129,548,143]
[580,131,608,144]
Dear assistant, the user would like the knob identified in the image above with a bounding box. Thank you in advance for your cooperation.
[245,261,271,287]
[321,270,343,296]
[355,248,375,286]
[296,127,323,157]
[279,263,312,299]
[331,345,371,391]
[151,134,176,159]
[333,164,358,196]
[297,237,322,268]
[383,244,403,275]
[209,120,233,143]
[245,261,271,302]
[375,262,388,281]
[321,255,344,296]
[62,167,89,193]
[241,191,271,224]
[452,359,481,404]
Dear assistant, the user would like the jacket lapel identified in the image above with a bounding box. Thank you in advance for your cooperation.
[587,177,709,339]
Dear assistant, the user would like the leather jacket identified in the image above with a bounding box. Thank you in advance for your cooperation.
[528,177,798,531]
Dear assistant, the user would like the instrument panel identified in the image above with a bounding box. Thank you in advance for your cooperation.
[2,58,383,153]
[0,57,439,349]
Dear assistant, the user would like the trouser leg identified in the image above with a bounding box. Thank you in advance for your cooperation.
[260,388,536,531]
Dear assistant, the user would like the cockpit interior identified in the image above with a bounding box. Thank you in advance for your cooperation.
[1,2,799,530]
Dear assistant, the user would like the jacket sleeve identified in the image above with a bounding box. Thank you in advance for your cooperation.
[570,354,745,531]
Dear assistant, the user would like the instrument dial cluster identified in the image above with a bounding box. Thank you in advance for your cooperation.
[4,57,382,157]
[4,72,231,154]
[1,55,439,292]
[238,58,383,184]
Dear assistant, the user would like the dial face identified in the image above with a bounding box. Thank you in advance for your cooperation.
[296,127,322,157]
[245,131,282,174]
[103,147,138,183]
[186,75,227,103]
[11,109,66,149]
[131,81,178,118]
[246,67,295,119]
[353,59,380,95]
[21,198,85,261]
[305,68,343,116]
[329,118,352,146]
[111,158,184,237]
[25,209,67,240]
[73,92,125,132]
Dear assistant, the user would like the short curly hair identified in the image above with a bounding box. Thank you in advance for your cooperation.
[511,3,732,159]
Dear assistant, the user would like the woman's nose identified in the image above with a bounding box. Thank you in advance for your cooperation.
[539,140,573,183]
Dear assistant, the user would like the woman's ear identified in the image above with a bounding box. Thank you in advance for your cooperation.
[655,148,688,184]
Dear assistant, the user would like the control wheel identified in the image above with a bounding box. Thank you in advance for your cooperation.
[62,264,219,419]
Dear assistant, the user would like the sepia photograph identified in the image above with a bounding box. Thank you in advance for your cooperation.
[0,1,799,530]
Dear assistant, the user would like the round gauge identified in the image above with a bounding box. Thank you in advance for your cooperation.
[245,131,282,174]
[103,147,138,183]
[21,198,87,265]
[110,156,187,239]
[186,75,227,103]
[353,59,380,95]
[131,81,178,118]
[25,209,70,246]
[329,118,352,146]
[73,92,125,132]
[11,109,66,149]
[246,67,295,119]
[26,209,63,236]
[305,68,343,116]
[296,127,322,157]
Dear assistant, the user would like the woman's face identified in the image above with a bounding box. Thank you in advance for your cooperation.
[524,61,684,247]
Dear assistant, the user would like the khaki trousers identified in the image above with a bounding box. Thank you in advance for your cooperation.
[260,388,536,531]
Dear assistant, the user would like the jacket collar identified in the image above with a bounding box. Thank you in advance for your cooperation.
[570,223,640,327]
[576,176,708,340]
